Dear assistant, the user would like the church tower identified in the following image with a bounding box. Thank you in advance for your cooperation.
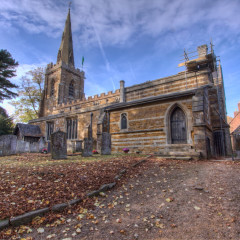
[39,8,85,117]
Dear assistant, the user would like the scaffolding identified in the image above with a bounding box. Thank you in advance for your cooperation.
[178,42,227,157]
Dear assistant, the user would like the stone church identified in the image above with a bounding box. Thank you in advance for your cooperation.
[29,9,231,159]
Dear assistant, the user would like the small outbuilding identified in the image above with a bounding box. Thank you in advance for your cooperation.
[232,125,240,152]
[13,123,43,143]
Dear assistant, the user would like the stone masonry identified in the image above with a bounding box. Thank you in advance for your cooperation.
[29,10,232,159]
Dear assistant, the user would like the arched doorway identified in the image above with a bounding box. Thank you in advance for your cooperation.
[170,107,187,144]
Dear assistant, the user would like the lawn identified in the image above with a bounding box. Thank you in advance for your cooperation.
[0,153,148,220]
[1,156,240,239]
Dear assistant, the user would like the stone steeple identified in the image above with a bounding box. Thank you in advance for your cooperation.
[57,8,74,67]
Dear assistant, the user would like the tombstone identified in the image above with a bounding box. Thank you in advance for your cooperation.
[236,151,240,159]
[82,113,93,157]
[82,138,93,157]
[101,132,111,155]
[39,137,46,151]
[51,130,67,159]
[75,140,83,152]
[47,142,51,153]
[0,135,17,156]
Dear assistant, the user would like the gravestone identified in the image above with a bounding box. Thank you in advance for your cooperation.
[0,135,17,156]
[75,140,83,152]
[236,151,240,159]
[82,138,93,157]
[39,137,45,151]
[47,142,51,153]
[51,130,67,159]
[82,113,93,157]
[101,132,111,155]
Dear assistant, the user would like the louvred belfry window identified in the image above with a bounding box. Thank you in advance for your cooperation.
[50,80,55,96]
[69,80,74,97]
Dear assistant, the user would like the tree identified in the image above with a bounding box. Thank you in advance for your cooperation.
[0,106,14,135]
[11,67,44,123]
[0,49,18,101]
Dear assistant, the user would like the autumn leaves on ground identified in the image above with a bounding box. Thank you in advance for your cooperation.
[0,153,146,219]
[1,154,240,240]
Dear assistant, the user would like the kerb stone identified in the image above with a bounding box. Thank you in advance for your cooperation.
[0,219,9,230]
[10,208,49,227]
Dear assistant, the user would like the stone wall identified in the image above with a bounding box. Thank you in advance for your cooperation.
[0,135,45,156]
[109,97,194,154]
[229,102,240,134]
[125,70,209,102]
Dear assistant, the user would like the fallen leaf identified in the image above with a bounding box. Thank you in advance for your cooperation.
[37,227,44,233]
[194,206,201,211]
[166,197,174,202]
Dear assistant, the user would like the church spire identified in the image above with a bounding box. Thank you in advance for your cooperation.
[57,8,74,67]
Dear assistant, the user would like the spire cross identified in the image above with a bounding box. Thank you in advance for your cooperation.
[69,1,72,9]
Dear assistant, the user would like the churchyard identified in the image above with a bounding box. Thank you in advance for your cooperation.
[0,153,240,239]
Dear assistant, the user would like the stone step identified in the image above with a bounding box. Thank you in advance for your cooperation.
[162,146,194,151]
[157,151,199,156]
[155,151,201,160]
[159,156,192,160]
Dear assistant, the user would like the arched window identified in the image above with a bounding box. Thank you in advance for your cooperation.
[69,80,74,97]
[121,113,127,130]
[66,118,78,139]
[170,107,187,144]
[50,80,55,96]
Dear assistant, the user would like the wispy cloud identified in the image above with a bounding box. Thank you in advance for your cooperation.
[12,63,47,85]
[90,16,116,90]
[1,0,240,48]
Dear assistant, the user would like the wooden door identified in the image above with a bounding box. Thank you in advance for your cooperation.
[171,107,187,144]
[213,131,225,156]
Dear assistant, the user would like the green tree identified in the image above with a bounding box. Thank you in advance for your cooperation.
[0,106,14,135]
[11,67,44,123]
[0,49,18,101]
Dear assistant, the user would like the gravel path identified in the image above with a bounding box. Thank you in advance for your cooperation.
[12,159,240,239]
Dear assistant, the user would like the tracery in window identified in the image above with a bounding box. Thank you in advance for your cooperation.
[67,118,78,139]
[121,113,127,130]
[46,122,54,140]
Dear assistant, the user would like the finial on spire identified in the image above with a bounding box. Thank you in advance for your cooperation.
[69,1,72,10]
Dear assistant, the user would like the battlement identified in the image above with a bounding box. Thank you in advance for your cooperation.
[46,61,83,76]
[55,88,120,111]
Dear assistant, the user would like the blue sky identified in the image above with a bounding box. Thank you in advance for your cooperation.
[1,0,240,118]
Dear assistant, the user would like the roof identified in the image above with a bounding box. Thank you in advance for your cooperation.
[57,8,74,67]
[13,123,43,137]
[232,125,240,135]
[105,88,197,111]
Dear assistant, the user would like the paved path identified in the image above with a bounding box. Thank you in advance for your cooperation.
[20,159,240,240]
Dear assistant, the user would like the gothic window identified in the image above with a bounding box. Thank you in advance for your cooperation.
[69,80,74,97]
[67,118,78,139]
[170,107,187,144]
[121,113,127,130]
[50,79,55,96]
[46,122,54,140]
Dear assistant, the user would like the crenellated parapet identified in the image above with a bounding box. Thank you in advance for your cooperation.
[46,61,84,77]
[53,89,120,114]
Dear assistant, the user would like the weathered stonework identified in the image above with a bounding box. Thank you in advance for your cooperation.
[51,130,67,159]
[28,11,231,159]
